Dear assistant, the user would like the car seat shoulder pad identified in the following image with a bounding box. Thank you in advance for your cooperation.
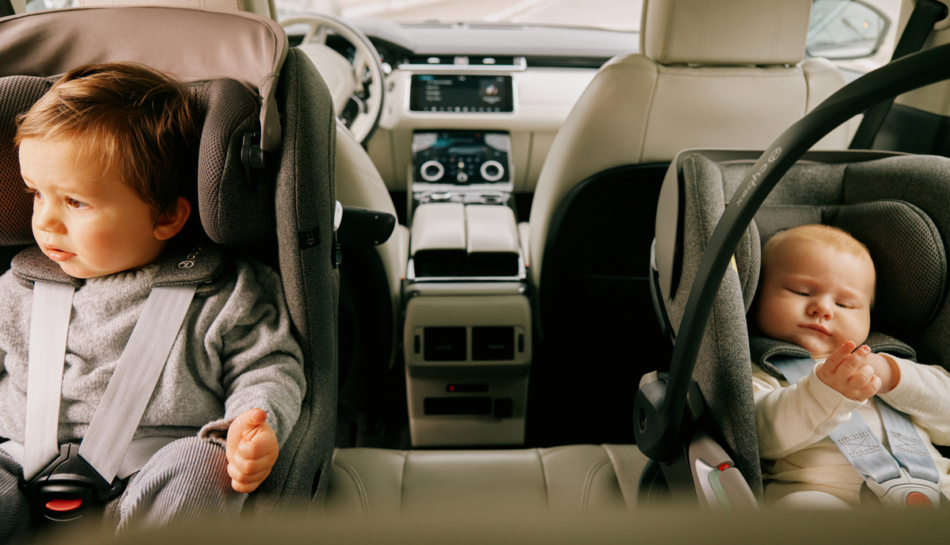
[10,242,230,296]
[750,333,917,381]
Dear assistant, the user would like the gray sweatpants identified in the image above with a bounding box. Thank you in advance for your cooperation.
[0,437,246,543]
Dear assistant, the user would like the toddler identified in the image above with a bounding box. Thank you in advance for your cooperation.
[752,224,950,507]
[0,63,305,539]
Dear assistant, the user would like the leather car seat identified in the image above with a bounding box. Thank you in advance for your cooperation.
[523,0,857,446]
[322,445,644,516]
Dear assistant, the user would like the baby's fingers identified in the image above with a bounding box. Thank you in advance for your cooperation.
[825,342,857,374]
[228,451,276,477]
[853,375,881,402]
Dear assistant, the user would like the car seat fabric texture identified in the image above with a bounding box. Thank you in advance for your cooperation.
[664,152,950,496]
[0,46,339,518]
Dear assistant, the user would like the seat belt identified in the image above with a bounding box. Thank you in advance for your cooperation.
[772,357,943,508]
[19,280,197,524]
[849,0,949,150]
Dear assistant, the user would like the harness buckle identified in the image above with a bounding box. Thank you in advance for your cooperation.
[20,443,126,526]
[865,467,942,509]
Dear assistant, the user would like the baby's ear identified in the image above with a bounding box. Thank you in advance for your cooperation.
[154,197,192,241]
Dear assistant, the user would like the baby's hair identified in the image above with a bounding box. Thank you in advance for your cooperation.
[763,224,876,304]
[15,62,197,219]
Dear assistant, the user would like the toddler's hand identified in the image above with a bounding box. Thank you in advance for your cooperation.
[815,342,880,402]
[226,408,279,493]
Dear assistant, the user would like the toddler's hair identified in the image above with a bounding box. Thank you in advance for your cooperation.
[15,62,197,218]
[762,224,876,303]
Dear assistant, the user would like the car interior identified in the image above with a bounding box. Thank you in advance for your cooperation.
[2,0,950,541]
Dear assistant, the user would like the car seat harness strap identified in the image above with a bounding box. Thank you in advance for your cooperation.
[23,281,75,481]
[19,280,197,525]
[772,357,943,509]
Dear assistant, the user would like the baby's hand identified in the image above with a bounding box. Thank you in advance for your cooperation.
[226,408,279,493]
[815,342,880,402]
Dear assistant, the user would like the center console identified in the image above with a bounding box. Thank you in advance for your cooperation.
[404,128,530,447]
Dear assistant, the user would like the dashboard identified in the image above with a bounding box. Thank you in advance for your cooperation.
[306,19,639,193]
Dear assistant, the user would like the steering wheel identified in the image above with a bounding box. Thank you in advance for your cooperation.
[280,13,385,145]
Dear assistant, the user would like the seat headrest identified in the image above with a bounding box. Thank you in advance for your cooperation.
[0,6,287,153]
[641,0,812,66]
[76,0,276,20]
[0,76,275,247]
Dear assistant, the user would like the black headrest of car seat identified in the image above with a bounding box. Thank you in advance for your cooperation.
[753,200,947,338]
[0,75,273,247]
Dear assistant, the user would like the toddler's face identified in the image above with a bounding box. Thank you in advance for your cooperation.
[19,136,168,279]
[755,238,874,359]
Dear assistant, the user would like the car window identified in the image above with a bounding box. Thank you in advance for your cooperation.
[276,0,903,72]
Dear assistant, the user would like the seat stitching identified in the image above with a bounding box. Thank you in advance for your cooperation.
[333,459,369,517]
[581,458,612,512]
[398,450,409,516]
[535,448,550,512]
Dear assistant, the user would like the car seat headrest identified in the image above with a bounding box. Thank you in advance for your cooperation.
[640,0,811,66]
[0,75,275,247]
[0,6,287,154]
[754,200,947,338]
[655,150,950,343]
[76,0,277,21]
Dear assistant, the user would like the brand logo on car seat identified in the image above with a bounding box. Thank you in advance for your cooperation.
[178,244,204,269]
[736,147,782,205]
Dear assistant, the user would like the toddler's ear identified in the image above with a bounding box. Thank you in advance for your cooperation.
[154,197,192,241]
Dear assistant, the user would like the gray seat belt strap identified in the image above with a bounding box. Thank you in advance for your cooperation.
[772,357,941,487]
[23,282,75,481]
[78,284,197,484]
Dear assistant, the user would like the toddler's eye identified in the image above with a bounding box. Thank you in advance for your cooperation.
[66,197,89,209]
[23,187,40,200]
[836,302,852,309]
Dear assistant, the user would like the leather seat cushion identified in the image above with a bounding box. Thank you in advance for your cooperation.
[324,446,648,517]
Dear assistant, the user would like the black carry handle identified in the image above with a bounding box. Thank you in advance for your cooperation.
[849,0,949,149]
[635,41,950,463]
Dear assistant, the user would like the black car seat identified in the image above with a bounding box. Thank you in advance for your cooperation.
[646,148,950,503]
[522,0,857,446]
[0,6,339,519]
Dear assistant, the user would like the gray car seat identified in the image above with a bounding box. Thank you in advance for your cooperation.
[0,6,339,519]
[647,148,950,504]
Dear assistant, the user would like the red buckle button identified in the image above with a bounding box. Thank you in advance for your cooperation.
[46,499,82,512]
[906,492,933,508]
[717,463,731,472]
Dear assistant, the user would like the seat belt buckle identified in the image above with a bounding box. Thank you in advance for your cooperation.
[20,443,126,526]
[865,467,942,509]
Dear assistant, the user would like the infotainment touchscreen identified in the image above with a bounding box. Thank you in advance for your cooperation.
[409,75,513,113]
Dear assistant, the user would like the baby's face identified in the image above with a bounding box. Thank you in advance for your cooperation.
[755,238,874,359]
[19,136,167,279]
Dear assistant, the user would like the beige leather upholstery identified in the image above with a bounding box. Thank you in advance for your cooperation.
[642,0,811,65]
[324,445,648,517]
[335,122,409,358]
[526,0,853,290]
[76,0,276,20]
